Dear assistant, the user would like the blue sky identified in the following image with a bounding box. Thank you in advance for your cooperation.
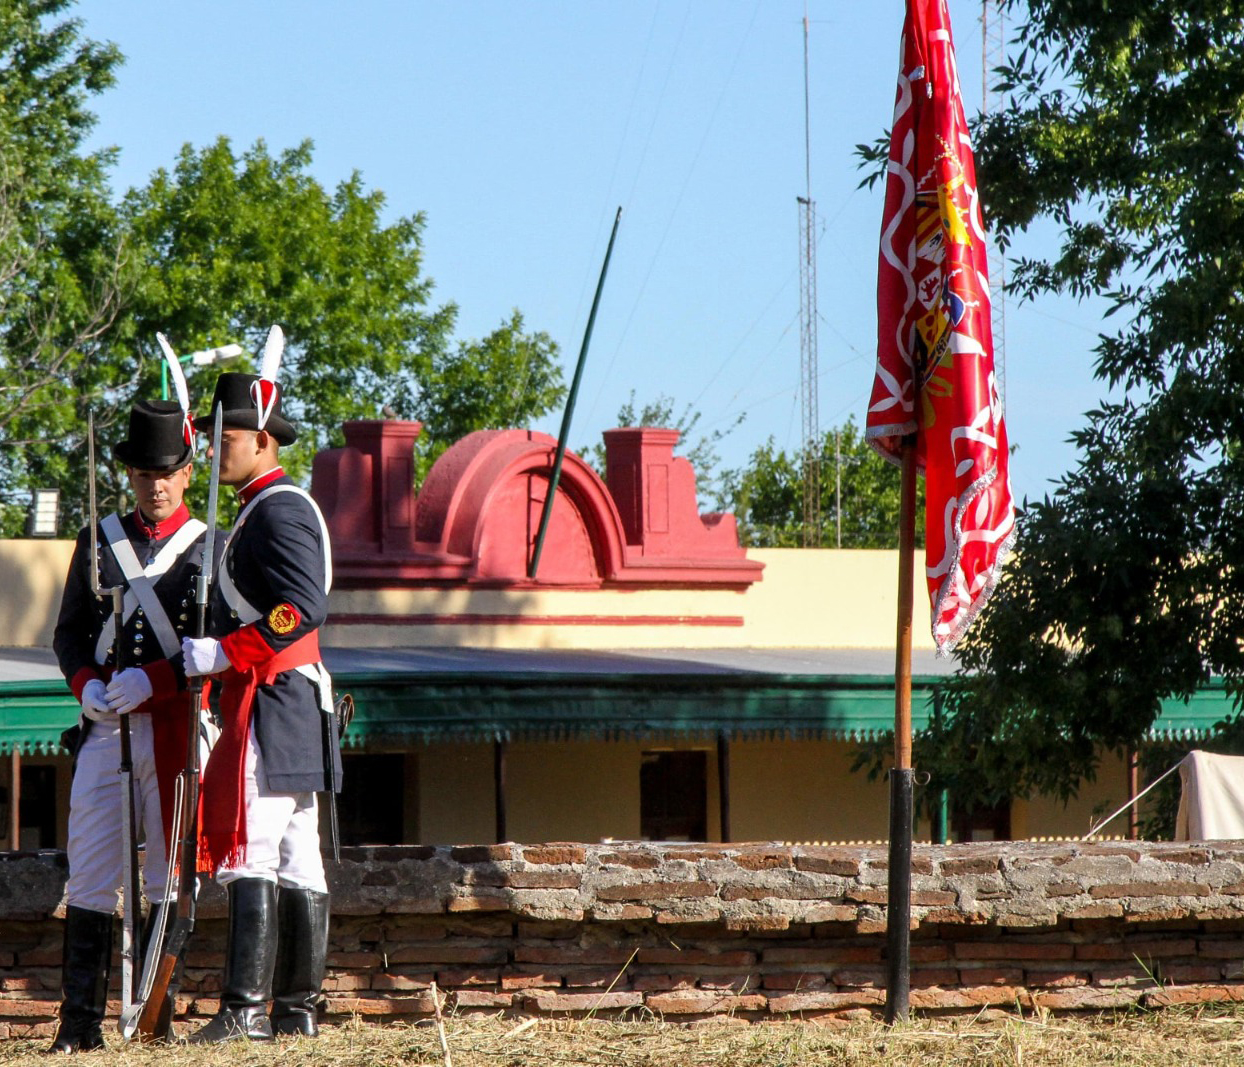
[72,0,1105,505]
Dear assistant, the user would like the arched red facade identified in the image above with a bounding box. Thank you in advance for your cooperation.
[311,422,763,589]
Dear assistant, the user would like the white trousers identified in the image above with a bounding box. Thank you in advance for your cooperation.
[65,714,170,914]
[215,725,326,892]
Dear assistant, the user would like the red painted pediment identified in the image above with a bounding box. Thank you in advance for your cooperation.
[311,421,762,590]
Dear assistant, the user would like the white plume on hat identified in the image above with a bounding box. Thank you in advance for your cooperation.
[155,331,196,454]
[250,324,285,431]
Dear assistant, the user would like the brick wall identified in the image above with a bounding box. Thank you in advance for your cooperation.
[4,840,1244,1035]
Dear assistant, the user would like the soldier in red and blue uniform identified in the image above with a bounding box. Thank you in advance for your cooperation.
[51,400,212,1051]
[182,371,339,1043]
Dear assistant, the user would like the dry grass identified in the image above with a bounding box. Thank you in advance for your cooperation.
[4,1008,1244,1066]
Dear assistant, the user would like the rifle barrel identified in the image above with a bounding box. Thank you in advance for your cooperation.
[127,404,223,1041]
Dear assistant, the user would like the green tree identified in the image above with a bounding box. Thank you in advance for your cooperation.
[859,0,1244,819]
[0,5,566,536]
[416,309,564,478]
[0,0,128,534]
[116,137,456,476]
[719,418,924,548]
[8,134,566,531]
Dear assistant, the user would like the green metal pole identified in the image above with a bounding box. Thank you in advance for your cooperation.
[528,206,622,579]
[160,361,169,401]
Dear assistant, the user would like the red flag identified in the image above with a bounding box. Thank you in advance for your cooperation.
[866,0,1015,654]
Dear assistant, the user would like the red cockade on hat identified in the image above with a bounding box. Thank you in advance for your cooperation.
[250,377,278,431]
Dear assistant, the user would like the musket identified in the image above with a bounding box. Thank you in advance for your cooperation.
[86,412,143,1014]
[120,403,223,1042]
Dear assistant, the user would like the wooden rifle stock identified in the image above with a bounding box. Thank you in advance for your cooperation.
[132,674,203,1040]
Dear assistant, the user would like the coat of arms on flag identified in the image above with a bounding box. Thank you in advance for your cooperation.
[866,0,1015,654]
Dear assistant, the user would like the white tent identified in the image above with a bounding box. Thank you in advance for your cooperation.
[1175,750,1244,841]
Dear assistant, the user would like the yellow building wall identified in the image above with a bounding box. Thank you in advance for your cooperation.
[323,549,936,651]
[418,743,495,846]
[0,540,1149,845]
[3,541,930,654]
[728,740,906,844]
[1011,748,1133,840]
[418,740,722,846]
[414,738,951,847]
[0,541,74,647]
[506,742,646,844]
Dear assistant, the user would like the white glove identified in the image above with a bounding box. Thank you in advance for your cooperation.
[80,678,112,723]
[182,636,229,677]
[105,667,153,715]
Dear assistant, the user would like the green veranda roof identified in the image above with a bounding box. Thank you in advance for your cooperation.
[0,647,1234,753]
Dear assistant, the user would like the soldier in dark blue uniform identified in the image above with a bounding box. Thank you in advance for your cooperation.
[182,370,339,1043]
[51,400,210,1051]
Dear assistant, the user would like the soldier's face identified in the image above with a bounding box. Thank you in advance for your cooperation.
[212,428,275,487]
[127,464,192,524]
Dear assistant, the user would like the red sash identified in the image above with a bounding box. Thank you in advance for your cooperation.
[199,632,322,872]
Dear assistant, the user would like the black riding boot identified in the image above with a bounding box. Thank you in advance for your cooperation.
[137,907,180,1042]
[186,879,277,1043]
[270,888,330,1037]
[46,906,114,1054]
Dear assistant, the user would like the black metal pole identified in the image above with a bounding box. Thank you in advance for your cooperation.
[884,767,914,1023]
[528,206,622,579]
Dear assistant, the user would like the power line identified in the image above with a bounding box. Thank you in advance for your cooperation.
[588,0,763,423]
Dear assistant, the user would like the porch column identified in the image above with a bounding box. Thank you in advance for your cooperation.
[7,751,19,850]
[494,739,508,843]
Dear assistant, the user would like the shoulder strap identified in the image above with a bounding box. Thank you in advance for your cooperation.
[94,515,207,663]
[219,484,333,625]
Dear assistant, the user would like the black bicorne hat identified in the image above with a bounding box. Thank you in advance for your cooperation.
[193,371,298,445]
[113,399,195,471]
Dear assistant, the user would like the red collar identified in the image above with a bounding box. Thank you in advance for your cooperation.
[133,502,191,541]
[237,466,286,506]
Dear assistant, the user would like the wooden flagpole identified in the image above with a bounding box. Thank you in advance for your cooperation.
[884,433,918,1024]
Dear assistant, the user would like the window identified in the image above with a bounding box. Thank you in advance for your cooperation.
[19,765,58,849]
[951,798,1011,842]
[333,753,408,846]
[640,750,707,842]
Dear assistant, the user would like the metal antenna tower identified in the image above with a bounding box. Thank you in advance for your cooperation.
[798,7,821,547]
[982,0,1007,398]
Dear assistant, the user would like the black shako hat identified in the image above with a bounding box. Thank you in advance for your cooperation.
[113,399,194,471]
[194,371,298,445]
